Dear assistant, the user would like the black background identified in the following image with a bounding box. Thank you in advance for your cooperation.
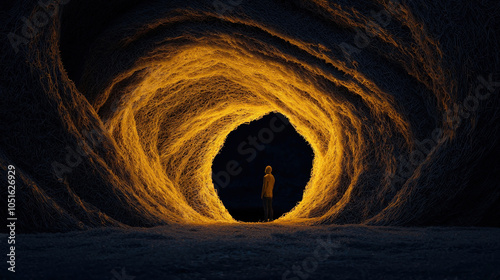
[212,113,313,222]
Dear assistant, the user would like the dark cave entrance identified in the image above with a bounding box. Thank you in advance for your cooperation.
[212,113,313,222]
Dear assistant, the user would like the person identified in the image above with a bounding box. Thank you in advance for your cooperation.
[261,165,275,222]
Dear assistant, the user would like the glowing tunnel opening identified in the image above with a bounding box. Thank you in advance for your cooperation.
[2,0,497,233]
[93,43,351,226]
[211,112,313,222]
[51,0,468,229]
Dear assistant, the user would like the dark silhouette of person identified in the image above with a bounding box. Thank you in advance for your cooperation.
[261,165,275,222]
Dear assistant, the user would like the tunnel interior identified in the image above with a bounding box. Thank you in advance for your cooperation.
[2,0,500,233]
[212,112,313,222]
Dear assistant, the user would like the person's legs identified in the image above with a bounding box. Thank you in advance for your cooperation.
[262,198,268,221]
[263,197,273,221]
[269,198,273,220]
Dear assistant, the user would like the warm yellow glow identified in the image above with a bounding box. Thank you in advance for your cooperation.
[95,35,418,224]
[6,0,482,230]
[74,0,455,226]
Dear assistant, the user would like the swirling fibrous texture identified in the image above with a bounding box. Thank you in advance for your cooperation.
[1,0,499,232]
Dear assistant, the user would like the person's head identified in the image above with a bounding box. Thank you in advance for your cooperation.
[265,165,272,174]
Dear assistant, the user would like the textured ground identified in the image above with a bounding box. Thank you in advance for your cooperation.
[2,224,500,280]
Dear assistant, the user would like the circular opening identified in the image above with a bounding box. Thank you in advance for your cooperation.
[212,112,313,222]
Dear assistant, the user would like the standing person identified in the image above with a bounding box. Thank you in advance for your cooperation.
[261,165,275,222]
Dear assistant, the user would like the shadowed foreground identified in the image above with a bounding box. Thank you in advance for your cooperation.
[4,224,500,280]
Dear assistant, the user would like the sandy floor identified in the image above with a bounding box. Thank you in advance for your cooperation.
[3,224,500,280]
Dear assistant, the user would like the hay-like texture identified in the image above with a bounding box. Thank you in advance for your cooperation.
[1,0,499,232]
